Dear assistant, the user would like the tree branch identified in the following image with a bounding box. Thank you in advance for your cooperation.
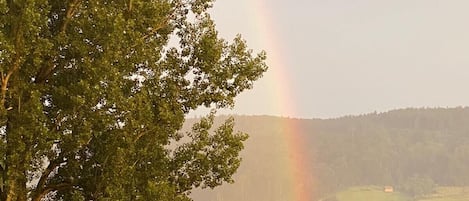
[34,158,62,195]
[128,0,133,13]
[32,183,72,201]
[34,0,82,84]
[32,150,70,201]
[130,8,179,49]
[1,54,21,107]
[61,0,82,33]
[1,7,24,113]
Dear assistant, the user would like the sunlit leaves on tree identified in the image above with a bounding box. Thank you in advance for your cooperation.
[0,0,267,200]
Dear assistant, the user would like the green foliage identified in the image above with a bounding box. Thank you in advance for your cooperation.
[419,187,469,201]
[192,108,469,201]
[0,0,266,200]
[306,108,469,197]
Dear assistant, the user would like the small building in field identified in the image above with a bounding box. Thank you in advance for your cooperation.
[384,186,394,193]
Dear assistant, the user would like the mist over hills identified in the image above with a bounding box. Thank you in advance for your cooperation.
[189,107,469,201]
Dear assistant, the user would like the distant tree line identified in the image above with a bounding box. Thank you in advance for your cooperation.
[307,107,469,197]
[191,107,469,201]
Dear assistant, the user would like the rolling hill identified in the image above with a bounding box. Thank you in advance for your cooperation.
[188,107,469,201]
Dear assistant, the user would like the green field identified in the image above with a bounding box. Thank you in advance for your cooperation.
[334,186,410,201]
[418,187,469,201]
[331,186,469,201]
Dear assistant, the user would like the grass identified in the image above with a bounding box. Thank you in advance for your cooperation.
[418,187,469,201]
[332,186,469,201]
[335,186,410,201]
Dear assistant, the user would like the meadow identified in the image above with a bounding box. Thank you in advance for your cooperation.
[333,186,469,201]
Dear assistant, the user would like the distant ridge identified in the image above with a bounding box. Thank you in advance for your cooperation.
[190,106,469,201]
[188,106,469,120]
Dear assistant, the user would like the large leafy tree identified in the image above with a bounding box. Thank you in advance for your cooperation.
[0,0,267,200]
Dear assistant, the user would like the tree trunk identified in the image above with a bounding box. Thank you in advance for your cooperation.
[4,152,28,200]
[4,103,29,201]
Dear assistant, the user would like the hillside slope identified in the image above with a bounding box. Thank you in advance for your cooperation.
[189,107,469,201]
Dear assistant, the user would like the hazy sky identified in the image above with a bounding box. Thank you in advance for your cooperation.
[194,0,469,119]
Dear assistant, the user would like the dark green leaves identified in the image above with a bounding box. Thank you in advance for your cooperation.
[0,0,266,200]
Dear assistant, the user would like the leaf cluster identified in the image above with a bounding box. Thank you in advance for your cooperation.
[0,0,267,200]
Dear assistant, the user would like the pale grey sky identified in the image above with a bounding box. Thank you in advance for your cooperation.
[194,0,469,119]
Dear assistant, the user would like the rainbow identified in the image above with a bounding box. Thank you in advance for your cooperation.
[246,0,314,200]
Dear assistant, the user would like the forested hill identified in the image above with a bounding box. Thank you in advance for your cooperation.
[190,107,469,201]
